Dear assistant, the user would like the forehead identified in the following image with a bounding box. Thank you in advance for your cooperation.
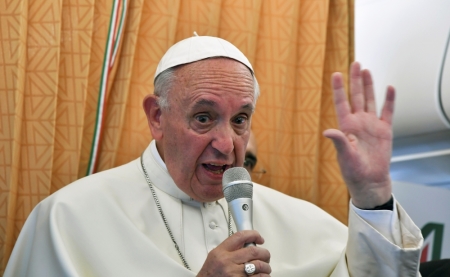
[173,58,255,106]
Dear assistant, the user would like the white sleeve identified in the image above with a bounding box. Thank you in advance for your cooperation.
[346,196,423,276]
[351,196,402,246]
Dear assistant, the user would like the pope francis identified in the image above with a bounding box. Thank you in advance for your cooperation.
[4,36,423,277]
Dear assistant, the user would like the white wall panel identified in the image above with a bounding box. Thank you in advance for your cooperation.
[356,0,450,138]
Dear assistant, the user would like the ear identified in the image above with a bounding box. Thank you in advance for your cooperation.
[143,94,163,140]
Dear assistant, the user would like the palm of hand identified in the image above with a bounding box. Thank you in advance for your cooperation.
[339,110,392,189]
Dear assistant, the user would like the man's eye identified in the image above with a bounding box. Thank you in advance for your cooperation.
[234,116,247,125]
[195,114,210,123]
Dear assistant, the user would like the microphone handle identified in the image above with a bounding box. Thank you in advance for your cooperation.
[244,242,256,247]
[228,198,256,247]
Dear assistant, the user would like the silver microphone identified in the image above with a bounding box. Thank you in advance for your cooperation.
[222,167,255,247]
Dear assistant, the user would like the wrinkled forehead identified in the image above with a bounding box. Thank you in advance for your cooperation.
[176,58,255,101]
[154,36,254,83]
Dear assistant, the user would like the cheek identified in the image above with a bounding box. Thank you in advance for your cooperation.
[164,125,208,164]
[184,135,211,158]
[161,122,186,164]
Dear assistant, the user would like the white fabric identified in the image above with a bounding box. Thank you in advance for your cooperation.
[352,200,403,246]
[150,139,167,171]
[154,36,254,80]
[5,142,423,277]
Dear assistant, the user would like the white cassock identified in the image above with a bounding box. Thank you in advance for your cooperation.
[5,141,423,276]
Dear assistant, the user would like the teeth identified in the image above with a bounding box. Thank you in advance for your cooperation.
[203,163,228,174]
[205,163,226,174]
[210,169,224,174]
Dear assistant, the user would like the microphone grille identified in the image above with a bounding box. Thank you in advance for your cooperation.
[222,167,253,202]
[223,167,251,184]
[223,183,253,202]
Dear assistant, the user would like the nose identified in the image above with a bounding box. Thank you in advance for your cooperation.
[210,125,235,155]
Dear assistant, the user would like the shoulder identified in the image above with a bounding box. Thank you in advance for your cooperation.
[26,157,153,234]
[42,158,145,208]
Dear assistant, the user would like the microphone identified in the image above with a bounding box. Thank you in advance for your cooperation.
[222,167,255,247]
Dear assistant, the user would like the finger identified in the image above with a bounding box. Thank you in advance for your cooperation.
[331,72,351,124]
[380,85,396,125]
[233,244,271,265]
[362,69,376,114]
[350,62,365,112]
[225,230,265,251]
[244,260,272,276]
[323,129,352,156]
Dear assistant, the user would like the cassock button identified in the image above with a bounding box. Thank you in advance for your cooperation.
[209,221,217,229]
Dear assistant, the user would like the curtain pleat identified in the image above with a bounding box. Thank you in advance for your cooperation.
[219,0,262,66]
[15,0,61,249]
[0,0,28,270]
[50,0,95,194]
[0,0,353,272]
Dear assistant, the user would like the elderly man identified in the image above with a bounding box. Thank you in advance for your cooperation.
[5,36,422,277]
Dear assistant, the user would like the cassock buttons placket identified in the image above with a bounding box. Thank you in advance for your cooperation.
[204,203,218,229]
[209,221,217,229]
[201,201,228,252]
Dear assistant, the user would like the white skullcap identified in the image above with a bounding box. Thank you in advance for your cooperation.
[154,35,254,82]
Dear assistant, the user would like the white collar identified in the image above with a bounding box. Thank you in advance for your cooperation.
[150,140,167,171]
[142,140,192,201]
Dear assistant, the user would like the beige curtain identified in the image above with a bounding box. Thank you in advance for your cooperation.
[0,0,354,272]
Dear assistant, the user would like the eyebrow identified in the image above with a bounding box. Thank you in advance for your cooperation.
[242,103,254,113]
[193,99,254,112]
[193,99,216,108]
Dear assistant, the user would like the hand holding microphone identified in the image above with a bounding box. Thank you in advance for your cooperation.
[198,167,271,276]
[222,167,256,247]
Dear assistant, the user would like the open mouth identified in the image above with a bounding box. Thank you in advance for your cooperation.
[202,163,231,174]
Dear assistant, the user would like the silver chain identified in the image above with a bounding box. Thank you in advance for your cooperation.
[140,154,233,270]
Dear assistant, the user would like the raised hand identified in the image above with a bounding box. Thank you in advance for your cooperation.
[197,230,271,277]
[323,62,395,209]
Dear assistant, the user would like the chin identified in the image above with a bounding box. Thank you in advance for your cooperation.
[196,189,224,202]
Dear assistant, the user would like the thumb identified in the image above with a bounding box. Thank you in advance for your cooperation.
[323,129,350,155]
